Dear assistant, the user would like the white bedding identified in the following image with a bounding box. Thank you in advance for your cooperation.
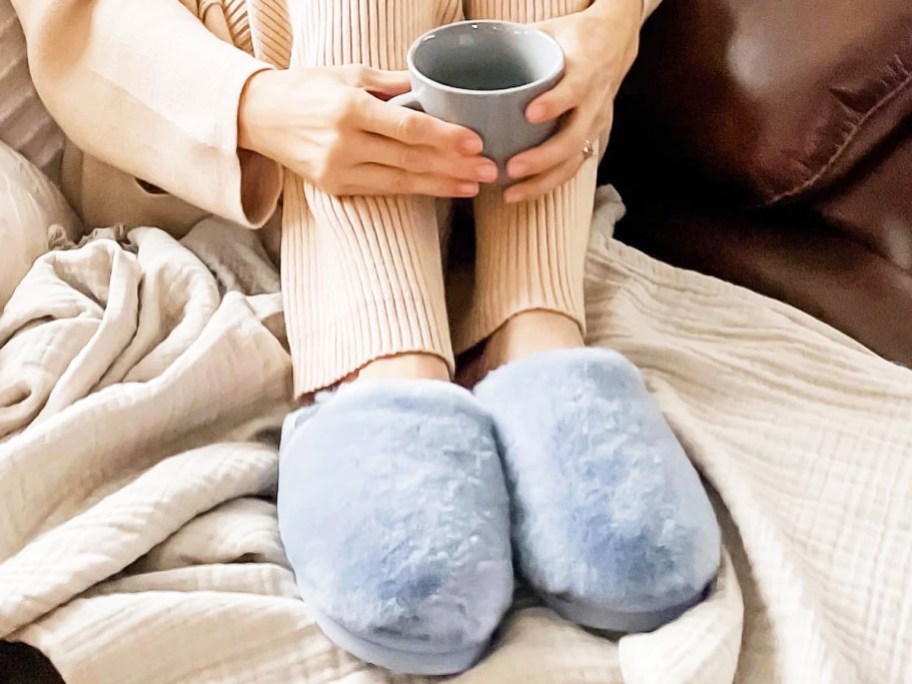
[1,188,910,683]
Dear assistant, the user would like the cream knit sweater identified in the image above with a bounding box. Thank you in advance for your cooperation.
[8,0,662,234]
[10,0,664,394]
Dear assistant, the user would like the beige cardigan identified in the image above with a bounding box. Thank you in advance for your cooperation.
[10,0,662,236]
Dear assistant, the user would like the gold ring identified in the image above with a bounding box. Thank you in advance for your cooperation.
[582,139,596,159]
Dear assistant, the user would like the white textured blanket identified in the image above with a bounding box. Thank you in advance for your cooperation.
[1,188,910,683]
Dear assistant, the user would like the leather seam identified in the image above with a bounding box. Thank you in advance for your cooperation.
[765,50,912,206]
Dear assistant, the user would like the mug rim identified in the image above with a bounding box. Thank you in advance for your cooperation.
[405,19,565,96]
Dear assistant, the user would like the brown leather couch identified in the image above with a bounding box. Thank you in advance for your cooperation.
[602,0,912,367]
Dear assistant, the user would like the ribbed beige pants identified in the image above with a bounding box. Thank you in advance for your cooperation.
[282,0,597,396]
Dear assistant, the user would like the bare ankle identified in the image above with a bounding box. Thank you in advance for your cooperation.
[483,311,584,373]
[357,353,451,382]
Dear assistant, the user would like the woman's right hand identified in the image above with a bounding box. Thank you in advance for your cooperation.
[238,66,497,198]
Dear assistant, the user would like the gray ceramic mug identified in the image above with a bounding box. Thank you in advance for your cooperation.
[389,20,565,182]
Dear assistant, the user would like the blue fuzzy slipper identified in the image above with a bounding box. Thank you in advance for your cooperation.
[474,348,721,633]
[277,381,513,675]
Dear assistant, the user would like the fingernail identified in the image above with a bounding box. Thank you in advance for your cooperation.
[527,104,546,123]
[477,165,498,182]
[507,161,526,178]
[459,182,480,196]
[461,138,483,154]
[504,189,522,204]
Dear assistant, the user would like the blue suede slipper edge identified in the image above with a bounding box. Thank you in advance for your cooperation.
[306,596,489,675]
[278,379,514,675]
[474,347,721,633]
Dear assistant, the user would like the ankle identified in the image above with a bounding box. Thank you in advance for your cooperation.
[483,311,584,373]
[357,353,451,383]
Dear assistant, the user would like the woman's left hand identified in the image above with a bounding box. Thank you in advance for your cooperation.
[504,0,642,203]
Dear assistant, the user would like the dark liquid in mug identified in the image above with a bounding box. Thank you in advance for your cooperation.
[428,54,537,90]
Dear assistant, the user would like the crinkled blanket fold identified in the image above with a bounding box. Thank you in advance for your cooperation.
[1,188,910,683]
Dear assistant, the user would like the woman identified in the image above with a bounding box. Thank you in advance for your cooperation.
[12,0,720,674]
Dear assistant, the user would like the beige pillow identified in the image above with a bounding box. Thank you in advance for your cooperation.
[0,142,82,310]
[0,0,65,183]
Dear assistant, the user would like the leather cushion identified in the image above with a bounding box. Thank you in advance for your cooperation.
[626,0,912,205]
[816,119,912,269]
[614,203,912,370]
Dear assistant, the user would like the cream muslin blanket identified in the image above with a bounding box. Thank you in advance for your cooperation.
[1,188,910,684]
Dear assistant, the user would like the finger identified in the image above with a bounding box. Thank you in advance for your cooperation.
[503,156,582,204]
[357,96,484,155]
[337,65,411,97]
[360,68,412,98]
[506,108,592,179]
[525,74,587,124]
[343,164,480,198]
[358,134,498,183]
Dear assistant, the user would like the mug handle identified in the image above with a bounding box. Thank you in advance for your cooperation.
[388,91,424,111]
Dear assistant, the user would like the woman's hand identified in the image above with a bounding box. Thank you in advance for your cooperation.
[238,66,498,198]
[503,0,642,203]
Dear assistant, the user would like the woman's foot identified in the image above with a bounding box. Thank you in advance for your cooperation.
[457,310,583,387]
[278,360,513,675]
[485,310,584,367]
[357,352,450,382]
[473,343,721,633]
